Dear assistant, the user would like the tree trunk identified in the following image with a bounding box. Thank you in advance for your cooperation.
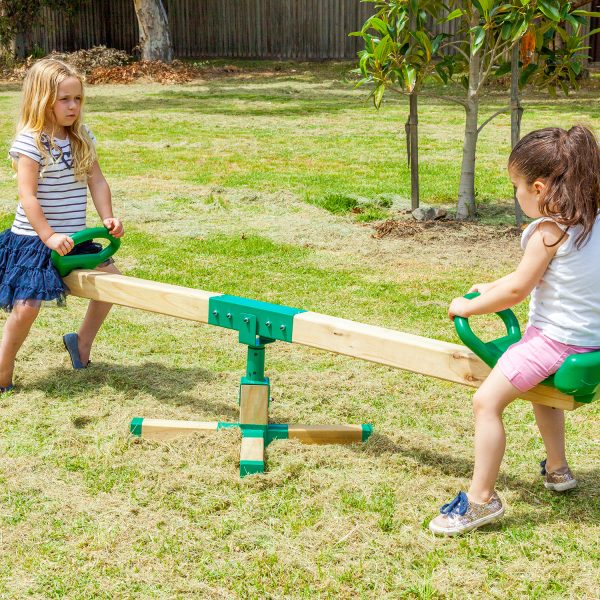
[406,7,419,210]
[133,0,173,62]
[510,45,524,227]
[456,47,481,221]
[407,91,419,210]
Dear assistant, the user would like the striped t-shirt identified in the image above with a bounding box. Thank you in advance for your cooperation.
[9,128,96,237]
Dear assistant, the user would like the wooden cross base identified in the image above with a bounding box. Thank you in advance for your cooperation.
[130,384,372,477]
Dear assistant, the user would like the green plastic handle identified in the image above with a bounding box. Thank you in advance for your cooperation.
[453,292,522,368]
[51,227,121,277]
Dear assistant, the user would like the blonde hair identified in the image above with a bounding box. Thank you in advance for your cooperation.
[15,58,96,180]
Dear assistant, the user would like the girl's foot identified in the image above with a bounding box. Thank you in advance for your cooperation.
[540,459,577,491]
[62,333,90,369]
[429,491,505,536]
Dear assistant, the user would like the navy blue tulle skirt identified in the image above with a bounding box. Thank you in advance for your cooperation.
[0,229,68,312]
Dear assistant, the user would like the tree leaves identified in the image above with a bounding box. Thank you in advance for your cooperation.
[470,25,486,56]
[354,0,593,106]
[537,0,561,22]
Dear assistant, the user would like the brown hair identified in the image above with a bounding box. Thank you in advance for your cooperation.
[508,125,600,248]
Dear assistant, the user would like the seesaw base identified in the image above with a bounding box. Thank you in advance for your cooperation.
[130,418,372,476]
[130,342,372,477]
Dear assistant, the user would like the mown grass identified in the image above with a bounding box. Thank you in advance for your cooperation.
[0,61,598,599]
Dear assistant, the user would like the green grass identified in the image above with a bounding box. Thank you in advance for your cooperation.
[0,61,598,599]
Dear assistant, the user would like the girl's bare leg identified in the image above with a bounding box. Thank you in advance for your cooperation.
[532,404,567,472]
[0,301,41,386]
[76,262,121,364]
[467,366,521,504]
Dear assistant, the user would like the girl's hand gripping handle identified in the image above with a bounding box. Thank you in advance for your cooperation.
[453,292,522,368]
[51,227,121,277]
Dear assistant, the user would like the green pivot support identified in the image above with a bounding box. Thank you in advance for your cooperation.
[129,333,373,477]
[130,288,372,477]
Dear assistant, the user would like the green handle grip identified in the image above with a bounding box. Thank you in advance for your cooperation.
[453,292,522,368]
[51,227,121,277]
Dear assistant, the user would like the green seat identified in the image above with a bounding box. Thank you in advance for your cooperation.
[454,293,600,404]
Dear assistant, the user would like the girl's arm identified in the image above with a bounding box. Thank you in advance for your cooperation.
[468,272,516,295]
[449,221,565,319]
[87,161,124,237]
[17,155,74,255]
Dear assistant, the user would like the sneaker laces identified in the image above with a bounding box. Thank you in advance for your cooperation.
[440,491,469,516]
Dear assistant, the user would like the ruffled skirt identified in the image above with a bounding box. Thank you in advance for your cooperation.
[0,229,67,312]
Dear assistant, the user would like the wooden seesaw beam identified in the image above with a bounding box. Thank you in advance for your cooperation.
[64,270,579,410]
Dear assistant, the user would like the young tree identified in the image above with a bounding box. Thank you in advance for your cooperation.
[509,5,600,224]
[356,0,597,220]
[446,0,597,219]
[353,0,451,210]
[132,0,173,62]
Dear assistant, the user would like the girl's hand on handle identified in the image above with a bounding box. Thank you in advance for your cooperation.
[103,217,124,238]
[45,233,74,256]
[448,296,473,321]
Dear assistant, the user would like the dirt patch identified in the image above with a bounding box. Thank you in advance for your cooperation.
[373,218,523,245]
[87,62,313,85]
[87,60,201,84]
[0,46,130,81]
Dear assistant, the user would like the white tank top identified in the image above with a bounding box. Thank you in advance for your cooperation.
[523,213,600,346]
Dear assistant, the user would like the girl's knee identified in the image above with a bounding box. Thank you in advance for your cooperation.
[11,302,40,322]
[472,389,504,417]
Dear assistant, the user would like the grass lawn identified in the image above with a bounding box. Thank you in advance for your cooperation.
[0,61,598,599]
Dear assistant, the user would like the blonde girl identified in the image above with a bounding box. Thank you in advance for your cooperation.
[0,58,124,391]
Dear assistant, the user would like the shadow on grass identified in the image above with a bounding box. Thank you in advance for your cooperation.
[362,432,600,527]
[31,361,240,420]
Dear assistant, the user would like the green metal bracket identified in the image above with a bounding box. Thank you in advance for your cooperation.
[240,460,265,476]
[208,295,305,345]
[130,417,143,436]
[265,424,289,446]
[240,427,266,477]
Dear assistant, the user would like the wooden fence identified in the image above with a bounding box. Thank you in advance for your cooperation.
[31,0,599,62]
[33,0,376,60]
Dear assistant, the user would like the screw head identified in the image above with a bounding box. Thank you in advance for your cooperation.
[265,321,271,327]
[226,313,232,319]
[212,310,218,316]
[243,317,249,323]
[280,324,286,331]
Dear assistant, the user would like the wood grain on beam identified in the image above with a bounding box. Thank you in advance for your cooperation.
[292,311,578,410]
[64,270,217,323]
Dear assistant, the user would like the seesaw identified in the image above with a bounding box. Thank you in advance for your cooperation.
[53,229,600,477]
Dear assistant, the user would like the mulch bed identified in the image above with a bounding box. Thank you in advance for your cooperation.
[372,218,523,242]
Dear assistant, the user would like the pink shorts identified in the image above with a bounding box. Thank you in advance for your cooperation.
[497,326,600,392]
